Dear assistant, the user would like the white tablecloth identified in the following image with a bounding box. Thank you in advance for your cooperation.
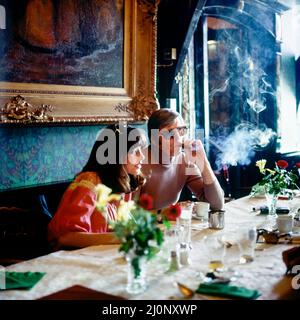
[1,196,299,300]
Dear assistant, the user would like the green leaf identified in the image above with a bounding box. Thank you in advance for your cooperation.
[113,205,165,264]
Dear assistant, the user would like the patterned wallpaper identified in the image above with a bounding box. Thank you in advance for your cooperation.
[0,125,103,190]
[0,123,147,191]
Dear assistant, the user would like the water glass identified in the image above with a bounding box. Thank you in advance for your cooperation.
[237,227,257,264]
[203,236,226,272]
[208,210,225,229]
[276,215,294,233]
[177,202,193,245]
[164,226,180,252]
[288,197,300,215]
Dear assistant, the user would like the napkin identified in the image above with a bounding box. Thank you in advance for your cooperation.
[0,272,45,290]
[196,282,261,299]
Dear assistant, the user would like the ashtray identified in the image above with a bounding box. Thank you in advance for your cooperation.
[256,229,292,244]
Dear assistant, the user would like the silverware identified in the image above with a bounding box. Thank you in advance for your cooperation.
[176,282,210,300]
[177,282,194,298]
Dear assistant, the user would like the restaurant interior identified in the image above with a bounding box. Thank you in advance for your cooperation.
[0,0,300,302]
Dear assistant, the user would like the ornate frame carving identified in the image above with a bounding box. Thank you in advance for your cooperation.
[0,0,159,125]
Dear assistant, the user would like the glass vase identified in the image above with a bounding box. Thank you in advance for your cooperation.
[265,193,278,218]
[126,253,147,295]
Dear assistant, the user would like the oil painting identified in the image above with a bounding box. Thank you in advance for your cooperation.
[0,0,123,88]
[0,0,158,123]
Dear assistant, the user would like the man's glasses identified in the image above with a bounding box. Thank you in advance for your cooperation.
[159,126,188,138]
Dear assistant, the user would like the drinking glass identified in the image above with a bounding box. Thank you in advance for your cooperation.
[237,227,257,264]
[164,226,180,251]
[203,236,226,272]
[276,215,294,233]
[288,196,300,215]
[177,202,193,246]
[220,233,242,280]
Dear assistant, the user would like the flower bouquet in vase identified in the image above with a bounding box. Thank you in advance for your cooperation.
[252,159,299,219]
[112,194,164,295]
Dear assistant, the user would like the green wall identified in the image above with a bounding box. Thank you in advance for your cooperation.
[0,123,147,191]
[0,125,103,190]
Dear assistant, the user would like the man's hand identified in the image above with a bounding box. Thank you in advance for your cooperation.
[184,139,217,185]
[184,139,207,173]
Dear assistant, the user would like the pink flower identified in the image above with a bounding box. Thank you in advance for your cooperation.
[277,160,288,169]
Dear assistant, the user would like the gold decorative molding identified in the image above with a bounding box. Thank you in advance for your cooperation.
[181,57,190,124]
[0,95,54,122]
[114,97,157,121]
[128,95,158,121]
[0,0,158,125]
[137,0,160,18]
[0,116,136,125]
[135,0,160,118]
[114,103,131,114]
[175,72,183,84]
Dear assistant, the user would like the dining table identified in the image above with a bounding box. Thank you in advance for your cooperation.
[0,195,300,300]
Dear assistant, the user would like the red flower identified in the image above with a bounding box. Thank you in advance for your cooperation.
[295,162,300,169]
[138,193,153,210]
[161,204,182,221]
[277,160,288,169]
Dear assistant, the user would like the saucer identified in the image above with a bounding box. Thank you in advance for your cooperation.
[292,226,300,234]
[192,214,207,221]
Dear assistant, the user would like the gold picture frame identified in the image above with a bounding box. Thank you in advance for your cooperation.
[0,0,159,125]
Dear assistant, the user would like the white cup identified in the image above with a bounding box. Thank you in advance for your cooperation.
[179,201,193,217]
[276,215,294,233]
[194,202,209,221]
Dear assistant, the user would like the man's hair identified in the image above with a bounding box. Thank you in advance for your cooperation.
[147,108,181,139]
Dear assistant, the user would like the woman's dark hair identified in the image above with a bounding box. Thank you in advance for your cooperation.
[81,124,147,193]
